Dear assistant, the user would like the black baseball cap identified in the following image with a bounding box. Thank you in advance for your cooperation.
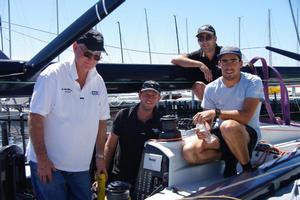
[217,46,242,60]
[196,24,216,37]
[141,80,161,94]
[77,29,106,52]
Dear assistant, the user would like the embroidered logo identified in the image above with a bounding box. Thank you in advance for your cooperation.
[91,91,99,95]
[61,88,72,93]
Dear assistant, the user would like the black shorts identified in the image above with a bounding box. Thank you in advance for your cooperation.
[212,125,258,160]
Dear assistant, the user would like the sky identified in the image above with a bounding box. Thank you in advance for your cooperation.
[0,0,300,66]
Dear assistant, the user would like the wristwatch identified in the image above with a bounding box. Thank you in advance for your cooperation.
[95,154,105,159]
[215,108,221,118]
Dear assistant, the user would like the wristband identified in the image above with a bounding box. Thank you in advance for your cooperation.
[215,108,221,118]
[95,154,105,159]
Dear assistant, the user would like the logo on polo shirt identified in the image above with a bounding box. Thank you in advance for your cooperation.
[91,91,99,95]
[61,88,72,93]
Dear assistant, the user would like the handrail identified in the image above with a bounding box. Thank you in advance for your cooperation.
[248,57,290,125]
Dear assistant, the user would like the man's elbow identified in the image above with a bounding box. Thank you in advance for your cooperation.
[171,58,178,65]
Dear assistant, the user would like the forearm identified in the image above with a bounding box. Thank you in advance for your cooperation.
[104,133,118,170]
[171,56,203,68]
[218,110,251,125]
[95,120,107,156]
[28,113,48,162]
[217,98,260,125]
[104,142,115,170]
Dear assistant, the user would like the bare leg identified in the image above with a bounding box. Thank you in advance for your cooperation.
[182,135,221,165]
[192,81,206,101]
[219,120,250,165]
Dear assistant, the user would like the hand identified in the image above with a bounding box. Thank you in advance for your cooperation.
[195,129,211,140]
[37,157,56,183]
[199,64,213,82]
[95,158,107,178]
[193,110,215,124]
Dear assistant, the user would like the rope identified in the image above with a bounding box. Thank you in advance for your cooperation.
[182,195,241,200]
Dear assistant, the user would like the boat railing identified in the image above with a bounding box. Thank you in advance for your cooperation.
[248,57,291,125]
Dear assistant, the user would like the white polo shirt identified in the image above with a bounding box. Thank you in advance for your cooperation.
[27,58,110,172]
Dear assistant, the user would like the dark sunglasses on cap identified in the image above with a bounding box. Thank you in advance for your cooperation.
[78,45,102,61]
[198,34,213,42]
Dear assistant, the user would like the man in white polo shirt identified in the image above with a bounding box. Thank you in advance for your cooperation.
[27,29,110,200]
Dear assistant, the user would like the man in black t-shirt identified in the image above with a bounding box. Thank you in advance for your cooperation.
[171,24,222,100]
[104,80,162,193]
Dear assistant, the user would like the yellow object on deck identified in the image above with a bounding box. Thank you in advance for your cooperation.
[97,173,106,200]
[268,86,280,94]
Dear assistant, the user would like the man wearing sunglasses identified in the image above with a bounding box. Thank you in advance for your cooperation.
[171,24,222,100]
[27,29,110,199]
[182,47,264,178]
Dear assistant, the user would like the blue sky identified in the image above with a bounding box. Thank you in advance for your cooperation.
[0,0,299,66]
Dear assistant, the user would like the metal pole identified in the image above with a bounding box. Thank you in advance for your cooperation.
[288,0,300,47]
[297,8,299,67]
[56,0,60,61]
[20,112,26,154]
[238,17,241,49]
[174,15,180,54]
[185,17,189,53]
[144,8,152,64]
[117,21,124,63]
[268,9,272,67]
[1,122,9,146]
[8,0,12,58]
[0,16,4,51]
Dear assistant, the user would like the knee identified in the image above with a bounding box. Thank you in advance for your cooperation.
[182,139,205,164]
[192,82,206,92]
[219,120,240,139]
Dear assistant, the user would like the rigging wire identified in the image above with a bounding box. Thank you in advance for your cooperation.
[288,0,300,47]
[1,21,266,57]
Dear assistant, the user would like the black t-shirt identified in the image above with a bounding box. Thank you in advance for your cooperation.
[187,45,222,82]
[110,103,162,185]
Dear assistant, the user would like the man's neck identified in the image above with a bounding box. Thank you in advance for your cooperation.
[75,63,89,89]
[137,105,153,123]
[222,74,241,88]
[203,46,216,60]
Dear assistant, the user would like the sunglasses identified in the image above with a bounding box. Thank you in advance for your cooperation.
[220,58,240,64]
[198,34,213,42]
[78,45,101,61]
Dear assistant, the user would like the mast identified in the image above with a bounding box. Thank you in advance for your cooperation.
[185,17,189,53]
[297,8,299,67]
[8,0,11,58]
[268,9,272,67]
[25,0,125,80]
[0,16,3,51]
[56,0,60,61]
[174,15,180,54]
[144,8,152,64]
[238,16,241,48]
[117,21,124,63]
[288,0,300,47]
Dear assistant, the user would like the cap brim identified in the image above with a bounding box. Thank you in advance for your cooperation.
[141,88,160,94]
[196,31,214,37]
[217,52,242,59]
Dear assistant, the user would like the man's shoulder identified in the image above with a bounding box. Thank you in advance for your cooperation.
[187,49,202,60]
[241,72,262,82]
[40,61,69,77]
[116,106,135,119]
[206,77,221,88]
